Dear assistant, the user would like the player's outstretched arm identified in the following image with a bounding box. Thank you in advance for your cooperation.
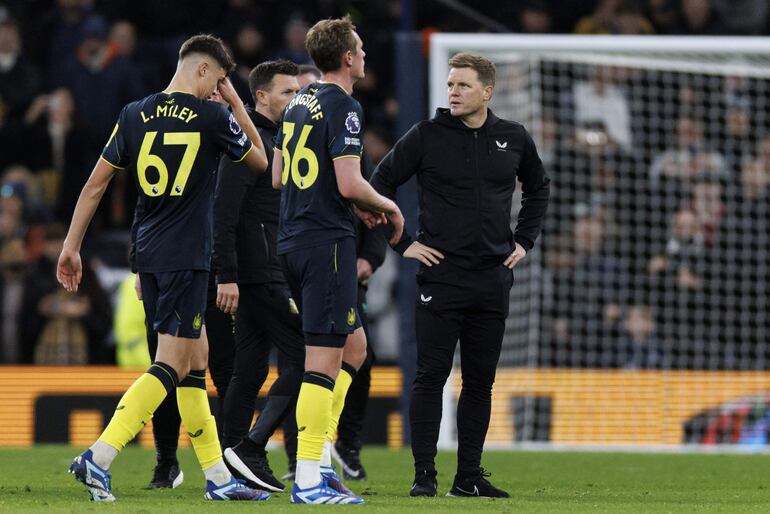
[218,78,268,172]
[57,158,117,292]
[334,157,404,245]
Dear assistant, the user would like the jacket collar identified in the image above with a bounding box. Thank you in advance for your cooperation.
[433,107,500,131]
[249,106,277,130]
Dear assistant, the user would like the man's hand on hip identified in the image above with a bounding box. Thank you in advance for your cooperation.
[504,243,527,269]
[404,242,444,267]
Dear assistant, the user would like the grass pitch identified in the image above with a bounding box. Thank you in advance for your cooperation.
[1,446,769,513]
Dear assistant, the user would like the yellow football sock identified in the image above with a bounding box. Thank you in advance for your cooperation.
[326,363,356,442]
[296,372,335,461]
[177,369,221,470]
[99,362,177,451]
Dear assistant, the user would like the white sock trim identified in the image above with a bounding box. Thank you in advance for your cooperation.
[90,440,118,470]
[320,440,332,467]
[296,459,321,489]
[203,459,232,486]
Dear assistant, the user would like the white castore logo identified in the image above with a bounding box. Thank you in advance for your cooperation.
[496,140,507,149]
[420,294,432,303]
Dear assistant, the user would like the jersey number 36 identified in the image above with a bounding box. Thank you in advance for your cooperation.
[280,122,319,189]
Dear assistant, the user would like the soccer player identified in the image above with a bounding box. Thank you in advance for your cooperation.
[370,52,550,498]
[273,15,404,504]
[57,34,271,502]
[209,60,306,493]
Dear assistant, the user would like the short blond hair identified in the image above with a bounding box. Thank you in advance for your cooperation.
[448,52,496,86]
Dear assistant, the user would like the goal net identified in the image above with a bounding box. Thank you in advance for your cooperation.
[430,35,770,449]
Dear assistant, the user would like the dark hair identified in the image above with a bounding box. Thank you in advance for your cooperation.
[179,34,235,73]
[448,52,496,87]
[298,63,322,79]
[305,15,357,73]
[248,60,299,97]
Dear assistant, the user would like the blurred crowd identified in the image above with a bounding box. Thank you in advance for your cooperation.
[0,0,768,366]
[539,64,770,370]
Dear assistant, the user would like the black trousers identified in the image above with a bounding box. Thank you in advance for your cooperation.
[410,262,512,478]
[283,284,373,462]
[150,282,235,458]
[222,282,305,448]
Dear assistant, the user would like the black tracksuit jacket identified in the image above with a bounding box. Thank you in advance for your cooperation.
[370,108,550,269]
[212,108,283,284]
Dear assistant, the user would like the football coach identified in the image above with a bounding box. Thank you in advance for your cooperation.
[370,52,550,498]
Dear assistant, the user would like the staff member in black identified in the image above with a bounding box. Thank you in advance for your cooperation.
[370,52,550,498]
[210,60,307,493]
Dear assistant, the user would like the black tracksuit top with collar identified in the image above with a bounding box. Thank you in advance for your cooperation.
[370,107,550,270]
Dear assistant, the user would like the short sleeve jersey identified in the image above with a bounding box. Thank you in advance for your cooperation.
[274,82,364,254]
[102,91,252,272]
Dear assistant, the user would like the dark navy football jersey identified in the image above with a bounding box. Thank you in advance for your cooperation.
[102,91,252,272]
[275,81,364,254]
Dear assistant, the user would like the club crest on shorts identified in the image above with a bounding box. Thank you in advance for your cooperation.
[347,308,356,326]
[193,313,202,330]
[345,111,361,134]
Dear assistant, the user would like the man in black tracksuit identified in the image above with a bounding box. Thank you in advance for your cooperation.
[370,53,550,498]
[210,60,306,493]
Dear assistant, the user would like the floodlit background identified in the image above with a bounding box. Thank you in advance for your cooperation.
[2,0,770,451]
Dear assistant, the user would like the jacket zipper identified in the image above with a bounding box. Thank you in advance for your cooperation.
[473,131,481,242]
[260,223,269,261]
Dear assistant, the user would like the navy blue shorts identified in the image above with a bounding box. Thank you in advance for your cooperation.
[139,270,208,339]
[280,237,361,347]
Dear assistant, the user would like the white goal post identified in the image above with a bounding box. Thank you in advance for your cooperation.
[430,34,770,451]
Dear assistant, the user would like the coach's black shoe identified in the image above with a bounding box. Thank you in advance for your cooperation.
[447,468,510,498]
[409,469,437,497]
[147,459,184,489]
[332,440,368,480]
[224,443,285,492]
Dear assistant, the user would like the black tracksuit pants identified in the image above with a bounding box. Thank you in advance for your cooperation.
[410,262,513,478]
[283,284,373,462]
[222,282,305,449]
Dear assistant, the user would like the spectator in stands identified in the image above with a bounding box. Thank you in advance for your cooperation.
[647,208,704,289]
[0,18,40,120]
[647,207,714,364]
[0,177,28,244]
[273,17,311,64]
[721,77,754,174]
[574,0,655,35]
[652,116,726,183]
[550,211,623,366]
[229,23,268,104]
[0,95,24,172]
[0,237,28,363]
[679,0,722,35]
[646,0,683,34]
[22,88,94,218]
[690,176,725,247]
[516,0,553,33]
[615,305,665,369]
[573,66,633,150]
[54,16,144,144]
[20,223,112,364]
[32,0,101,81]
